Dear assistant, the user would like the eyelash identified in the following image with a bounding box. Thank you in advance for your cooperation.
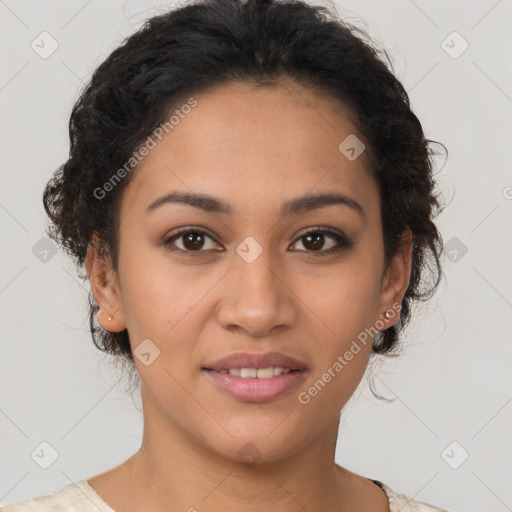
[162,226,353,256]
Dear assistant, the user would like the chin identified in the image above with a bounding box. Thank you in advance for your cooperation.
[199,424,311,466]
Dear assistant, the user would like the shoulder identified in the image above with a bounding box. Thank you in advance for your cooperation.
[379,481,452,512]
[0,480,115,512]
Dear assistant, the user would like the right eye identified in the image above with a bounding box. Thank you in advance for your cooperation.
[163,228,223,253]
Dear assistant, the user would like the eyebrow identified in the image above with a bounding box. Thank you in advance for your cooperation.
[145,190,365,219]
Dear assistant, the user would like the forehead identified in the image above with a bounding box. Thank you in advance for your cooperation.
[119,80,378,220]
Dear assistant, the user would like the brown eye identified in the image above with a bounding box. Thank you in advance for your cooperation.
[290,227,353,255]
[301,232,329,251]
[164,229,221,252]
[182,231,206,250]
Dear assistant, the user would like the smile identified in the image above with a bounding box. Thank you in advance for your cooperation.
[215,366,293,378]
[203,368,306,403]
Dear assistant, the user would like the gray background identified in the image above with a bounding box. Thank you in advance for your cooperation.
[1,1,511,510]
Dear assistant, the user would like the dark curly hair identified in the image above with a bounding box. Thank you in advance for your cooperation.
[43,0,444,373]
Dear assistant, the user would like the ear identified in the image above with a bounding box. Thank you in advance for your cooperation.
[85,234,126,332]
[375,229,413,328]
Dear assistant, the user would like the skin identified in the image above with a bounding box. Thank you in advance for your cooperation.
[86,79,412,512]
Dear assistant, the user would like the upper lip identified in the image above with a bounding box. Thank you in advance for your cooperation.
[203,351,308,371]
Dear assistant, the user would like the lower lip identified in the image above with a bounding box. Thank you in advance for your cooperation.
[203,369,306,403]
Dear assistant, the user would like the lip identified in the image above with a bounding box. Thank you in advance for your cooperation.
[202,351,308,371]
[203,368,307,403]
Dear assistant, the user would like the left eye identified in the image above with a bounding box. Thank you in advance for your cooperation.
[290,228,352,254]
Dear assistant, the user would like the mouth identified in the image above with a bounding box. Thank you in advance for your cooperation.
[202,351,308,403]
[201,352,308,403]
[202,366,303,378]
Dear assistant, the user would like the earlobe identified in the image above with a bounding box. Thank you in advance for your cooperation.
[376,229,413,329]
[96,306,126,332]
[85,237,126,333]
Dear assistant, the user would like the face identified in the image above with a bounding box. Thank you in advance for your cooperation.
[88,80,411,463]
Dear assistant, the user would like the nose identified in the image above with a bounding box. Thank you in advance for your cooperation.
[216,250,298,338]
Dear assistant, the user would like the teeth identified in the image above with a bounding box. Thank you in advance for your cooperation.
[240,368,257,378]
[224,367,295,378]
[257,367,274,379]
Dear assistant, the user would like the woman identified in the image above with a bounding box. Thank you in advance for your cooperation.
[1,0,449,510]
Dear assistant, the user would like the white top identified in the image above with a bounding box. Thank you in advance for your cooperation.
[0,479,451,511]
[0,480,448,512]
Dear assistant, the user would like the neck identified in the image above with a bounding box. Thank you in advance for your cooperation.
[127,418,348,511]
[91,388,389,512]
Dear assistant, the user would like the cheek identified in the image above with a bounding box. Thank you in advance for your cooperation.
[116,238,199,339]
[305,258,382,338]
[295,260,381,406]
[117,244,229,368]
[296,280,376,417]
[120,271,207,343]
